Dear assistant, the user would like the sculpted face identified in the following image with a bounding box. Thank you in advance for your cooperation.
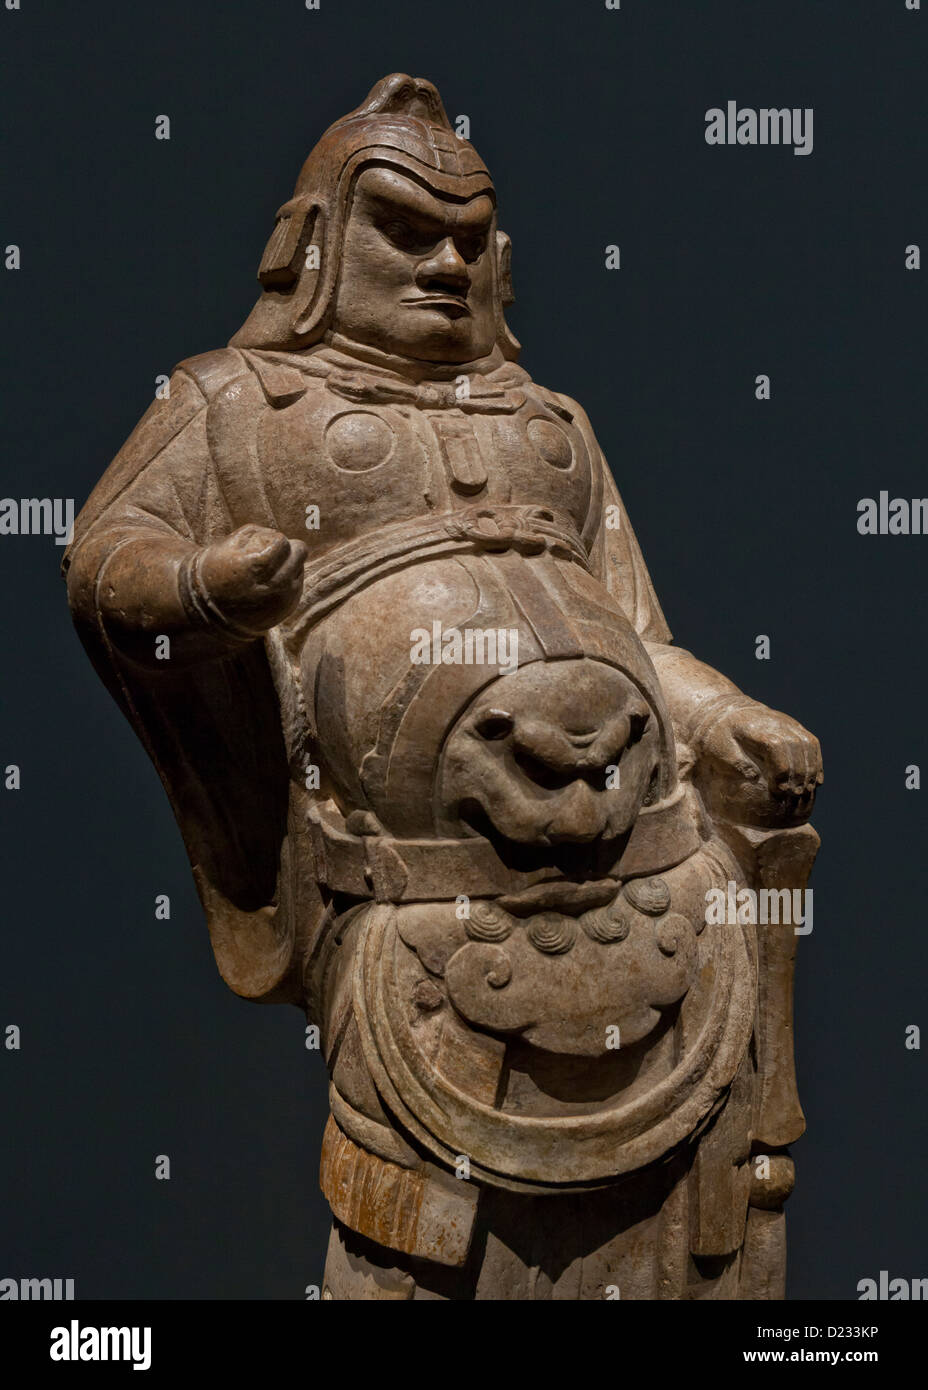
[441,660,662,849]
[333,167,497,364]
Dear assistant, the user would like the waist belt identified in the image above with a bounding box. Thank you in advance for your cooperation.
[285,504,590,642]
[307,784,703,904]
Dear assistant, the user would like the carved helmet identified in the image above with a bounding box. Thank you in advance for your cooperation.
[231,73,518,356]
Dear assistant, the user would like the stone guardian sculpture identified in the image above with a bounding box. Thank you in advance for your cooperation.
[64,74,822,1300]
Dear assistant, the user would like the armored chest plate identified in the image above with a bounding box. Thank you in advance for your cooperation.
[256,374,595,551]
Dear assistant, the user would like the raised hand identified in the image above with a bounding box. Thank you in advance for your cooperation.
[194,524,307,635]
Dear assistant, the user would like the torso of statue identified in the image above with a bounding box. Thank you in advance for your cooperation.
[207,346,597,557]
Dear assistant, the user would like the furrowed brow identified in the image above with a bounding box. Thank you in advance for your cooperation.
[366,187,449,231]
[365,185,492,237]
[452,199,494,233]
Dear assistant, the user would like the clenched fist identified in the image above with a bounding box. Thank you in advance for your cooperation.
[693,698,823,829]
[193,524,307,635]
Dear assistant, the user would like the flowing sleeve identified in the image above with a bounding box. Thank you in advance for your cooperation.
[63,354,305,1005]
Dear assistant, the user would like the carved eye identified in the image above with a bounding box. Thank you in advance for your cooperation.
[475,711,514,741]
[380,219,432,254]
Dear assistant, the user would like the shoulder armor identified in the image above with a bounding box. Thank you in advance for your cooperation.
[65,356,241,567]
[240,349,313,409]
[176,346,250,401]
[533,384,580,426]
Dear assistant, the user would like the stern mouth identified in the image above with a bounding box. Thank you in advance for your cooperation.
[401,293,471,320]
[458,799,632,901]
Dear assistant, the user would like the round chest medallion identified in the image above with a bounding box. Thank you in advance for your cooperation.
[527,416,573,470]
[324,410,396,472]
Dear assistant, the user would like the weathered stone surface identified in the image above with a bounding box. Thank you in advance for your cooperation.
[64,73,821,1299]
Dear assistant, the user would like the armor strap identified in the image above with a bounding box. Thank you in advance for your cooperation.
[307,784,703,904]
[283,504,590,644]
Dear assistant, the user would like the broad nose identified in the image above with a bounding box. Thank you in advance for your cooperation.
[416,237,470,293]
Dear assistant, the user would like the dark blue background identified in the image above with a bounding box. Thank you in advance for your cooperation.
[1,0,925,1299]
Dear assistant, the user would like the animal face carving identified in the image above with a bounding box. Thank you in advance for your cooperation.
[440,658,661,848]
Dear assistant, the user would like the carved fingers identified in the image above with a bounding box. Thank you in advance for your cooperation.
[697,703,822,828]
[197,524,307,635]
